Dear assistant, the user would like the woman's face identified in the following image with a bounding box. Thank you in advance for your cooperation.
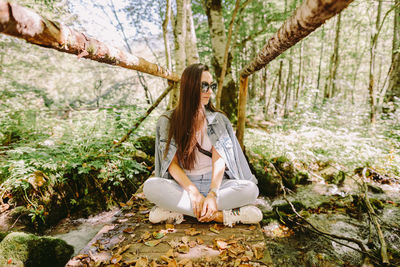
[200,71,213,106]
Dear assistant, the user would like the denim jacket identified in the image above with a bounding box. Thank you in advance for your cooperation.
[155,109,257,184]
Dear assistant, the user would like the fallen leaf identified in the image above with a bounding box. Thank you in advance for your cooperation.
[116,244,131,255]
[196,237,204,245]
[239,264,252,267]
[178,258,192,265]
[144,240,161,247]
[165,223,175,230]
[135,257,148,267]
[252,245,264,260]
[177,244,190,254]
[234,258,242,267]
[219,250,229,261]
[7,258,12,264]
[213,223,225,231]
[214,240,228,250]
[184,228,201,236]
[181,236,190,244]
[248,225,256,230]
[141,231,151,240]
[152,231,165,239]
[168,239,180,248]
[209,226,220,234]
[188,240,197,248]
[240,256,251,262]
[166,248,174,258]
[167,258,178,267]
[123,227,135,234]
[110,254,122,264]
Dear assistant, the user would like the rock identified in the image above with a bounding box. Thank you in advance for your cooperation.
[320,166,346,185]
[0,232,74,267]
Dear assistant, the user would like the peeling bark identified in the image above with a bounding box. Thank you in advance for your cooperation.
[0,1,180,82]
[185,0,199,65]
[240,0,353,77]
[204,0,238,120]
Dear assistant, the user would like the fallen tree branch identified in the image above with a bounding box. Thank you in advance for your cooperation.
[109,82,176,151]
[0,1,180,82]
[361,167,389,265]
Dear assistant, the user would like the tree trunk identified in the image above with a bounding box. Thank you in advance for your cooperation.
[204,0,238,120]
[184,0,199,65]
[275,60,284,117]
[387,0,400,105]
[314,25,325,106]
[295,41,303,109]
[169,0,187,109]
[0,1,180,81]
[240,0,353,77]
[162,0,172,71]
[324,12,341,99]
[284,58,293,118]
[368,0,382,123]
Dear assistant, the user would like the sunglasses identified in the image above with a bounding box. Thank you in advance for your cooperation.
[201,81,217,93]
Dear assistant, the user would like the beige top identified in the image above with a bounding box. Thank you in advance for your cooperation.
[183,122,213,175]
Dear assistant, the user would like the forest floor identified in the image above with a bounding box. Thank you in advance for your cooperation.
[66,190,271,267]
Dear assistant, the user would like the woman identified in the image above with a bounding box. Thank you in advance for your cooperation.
[143,63,262,226]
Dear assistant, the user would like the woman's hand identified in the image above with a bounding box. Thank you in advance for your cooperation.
[199,193,218,222]
[188,189,205,219]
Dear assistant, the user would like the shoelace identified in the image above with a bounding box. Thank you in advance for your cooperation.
[231,208,240,216]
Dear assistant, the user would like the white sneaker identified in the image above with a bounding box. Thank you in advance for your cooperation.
[223,205,262,227]
[148,206,184,224]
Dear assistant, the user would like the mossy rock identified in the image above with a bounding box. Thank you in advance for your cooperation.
[0,232,73,267]
[134,136,155,156]
[320,166,346,185]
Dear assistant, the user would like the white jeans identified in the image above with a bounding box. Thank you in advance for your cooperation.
[143,171,259,217]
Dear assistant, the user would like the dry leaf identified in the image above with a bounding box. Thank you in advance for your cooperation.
[168,239,180,248]
[165,223,175,229]
[184,228,201,236]
[167,258,178,267]
[240,256,251,262]
[248,225,256,230]
[141,231,151,240]
[215,240,228,250]
[135,257,148,267]
[160,255,170,262]
[177,259,191,265]
[123,227,135,234]
[181,236,190,244]
[166,248,174,258]
[188,240,197,248]
[116,244,131,255]
[177,244,190,254]
[219,250,229,261]
[209,226,220,234]
[239,264,252,267]
[196,237,204,245]
[110,255,122,264]
[252,245,264,260]
[213,223,225,231]
[234,258,242,267]
[144,240,161,247]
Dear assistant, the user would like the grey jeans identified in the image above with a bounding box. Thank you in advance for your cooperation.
[143,171,259,217]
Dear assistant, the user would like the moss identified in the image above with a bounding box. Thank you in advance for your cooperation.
[0,232,73,267]
[0,232,9,242]
[134,136,155,156]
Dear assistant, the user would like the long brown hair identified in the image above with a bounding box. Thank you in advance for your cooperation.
[165,63,219,170]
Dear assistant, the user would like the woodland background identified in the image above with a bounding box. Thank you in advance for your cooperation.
[0,0,399,265]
